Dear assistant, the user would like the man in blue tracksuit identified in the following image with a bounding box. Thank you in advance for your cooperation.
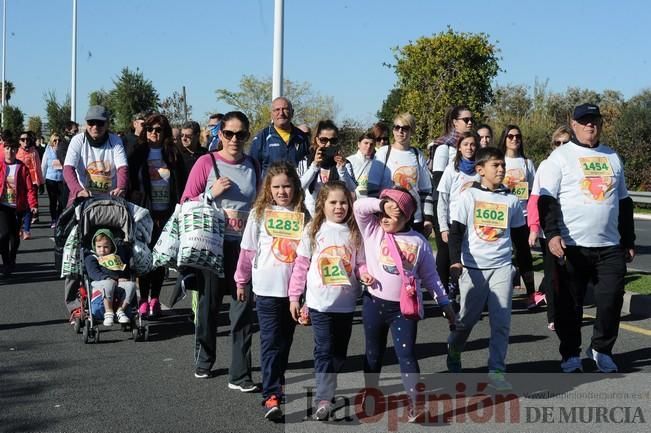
[249,97,310,176]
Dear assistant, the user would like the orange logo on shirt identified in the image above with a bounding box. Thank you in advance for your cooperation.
[392,166,417,190]
[580,177,614,201]
[271,238,299,264]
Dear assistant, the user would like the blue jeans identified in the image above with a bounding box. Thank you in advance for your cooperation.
[21,210,31,233]
[310,309,353,402]
[362,291,419,398]
[256,295,296,400]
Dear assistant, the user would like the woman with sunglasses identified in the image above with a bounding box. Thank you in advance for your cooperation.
[427,106,473,297]
[370,122,390,149]
[527,125,572,330]
[368,113,432,236]
[16,131,44,239]
[298,120,356,217]
[40,133,66,228]
[180,111,259,388]
[129,113,187,318]
[497,125,540,310]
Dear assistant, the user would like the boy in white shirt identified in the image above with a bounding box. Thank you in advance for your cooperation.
[447,147,530,391]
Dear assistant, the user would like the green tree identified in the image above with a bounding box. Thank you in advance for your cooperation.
[160,90,192,128]
[27,116,43,136]
[377,87,403,123]
[2,105,24,136]
[1,80,15,104]
[216,75,336,134]
[337,118,367,157]
[44,91,71,134]
[389,28,500,145]
[611,89,651,190]
[109,68,159,132]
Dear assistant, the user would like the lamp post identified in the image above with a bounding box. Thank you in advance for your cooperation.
[70,0,77,121]
[272,0,284,99]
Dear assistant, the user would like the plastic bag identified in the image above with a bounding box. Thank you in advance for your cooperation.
[177,196,225,276]
[152,204,181,269]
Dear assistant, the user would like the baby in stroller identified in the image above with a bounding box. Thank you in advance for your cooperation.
[83,228,136,326]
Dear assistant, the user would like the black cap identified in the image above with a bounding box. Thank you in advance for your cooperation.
[573,103,601,120]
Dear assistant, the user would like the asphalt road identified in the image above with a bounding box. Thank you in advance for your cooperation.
[631,218,651,272]
[1,205,650,433]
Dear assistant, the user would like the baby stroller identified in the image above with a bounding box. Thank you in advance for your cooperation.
[66,197,148,343]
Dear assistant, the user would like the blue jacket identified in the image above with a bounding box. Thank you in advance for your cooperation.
[249,124,309,174]
[41,145,64,182]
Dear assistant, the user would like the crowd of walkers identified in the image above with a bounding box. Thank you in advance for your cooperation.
[0,99,636,423]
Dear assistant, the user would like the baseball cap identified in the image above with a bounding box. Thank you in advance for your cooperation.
[573,103,601,120]
[85,105,109,121]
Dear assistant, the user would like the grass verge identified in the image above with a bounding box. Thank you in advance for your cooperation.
[625,271,651,295]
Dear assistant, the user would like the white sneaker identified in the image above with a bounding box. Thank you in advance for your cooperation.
[560,356,583,373]
[116,309,129,324]
[585,348,618,373]
[103,312,114,327]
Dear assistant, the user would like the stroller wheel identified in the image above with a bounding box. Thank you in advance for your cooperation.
[94,327,101,343]
[144,325,150,341]
[132,328,139,341]
[82,321,90,344]
[74,317,82,334]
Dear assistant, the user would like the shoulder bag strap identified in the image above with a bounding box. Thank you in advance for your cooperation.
[384,232,409,287]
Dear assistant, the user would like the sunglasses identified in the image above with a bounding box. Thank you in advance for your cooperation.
[375,136,389,142]
[87,120,106,127]
[576,116,601,126]
[393,124,411,132]
[52,139,60,143]
[147,126,163,133]
[506,133,522,140]
[180,134,194,139]
[19,137,28,142]
[221,130,249,141]
[317,136,339,145]
[456,117,473,124]
[554,139,570,146]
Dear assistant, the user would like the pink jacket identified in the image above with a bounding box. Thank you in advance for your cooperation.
[16,147,44,186]
[527,194,540,235]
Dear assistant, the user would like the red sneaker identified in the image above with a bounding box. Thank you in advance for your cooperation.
[138,301,149,316]
[527,291,546,309]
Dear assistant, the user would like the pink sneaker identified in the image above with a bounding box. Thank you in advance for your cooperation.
[527,291,546,309]
[149,298,161,317]
[138,301,149,316]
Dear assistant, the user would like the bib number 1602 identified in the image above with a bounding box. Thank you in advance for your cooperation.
[475,208,505,221]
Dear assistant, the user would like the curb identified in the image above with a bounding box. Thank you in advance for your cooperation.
[634,213,651,221]
[622,291,651,317]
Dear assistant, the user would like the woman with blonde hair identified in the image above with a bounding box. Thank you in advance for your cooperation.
[41,133,66,228]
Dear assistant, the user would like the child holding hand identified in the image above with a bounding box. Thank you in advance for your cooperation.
[288,181,374,421]
[354,187,455,422]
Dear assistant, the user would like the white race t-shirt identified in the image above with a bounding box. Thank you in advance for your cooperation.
[538,141,628,247]
[1,164,18,208]
[64,133,127,196]
[437,165,480,228]
[146,147,171,212]
[504,156,536,216]
[239,205,305,298]
[296,220,363,313]
[454,185,526,269]
[347,151,378,197]
[369,146,432,222]
[431,144,457,172]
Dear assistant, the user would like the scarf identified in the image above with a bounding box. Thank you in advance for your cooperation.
[458,157,476,175]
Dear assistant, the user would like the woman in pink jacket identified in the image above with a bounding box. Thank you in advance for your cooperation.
[16,131,44,239]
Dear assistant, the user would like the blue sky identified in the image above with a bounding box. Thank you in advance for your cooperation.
[4,0,651,128]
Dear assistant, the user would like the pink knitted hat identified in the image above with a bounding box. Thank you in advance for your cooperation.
[379,189,416,219]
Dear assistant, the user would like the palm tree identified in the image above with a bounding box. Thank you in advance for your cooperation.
[2,80,15,104]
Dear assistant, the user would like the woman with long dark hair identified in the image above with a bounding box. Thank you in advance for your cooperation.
[129,113,187,317]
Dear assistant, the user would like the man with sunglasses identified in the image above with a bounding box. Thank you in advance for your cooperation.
[63,105,128,206]
[250,97,309,176]
[538,103,636,374]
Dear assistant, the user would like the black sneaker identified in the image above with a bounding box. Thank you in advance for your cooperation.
[228,380,259,393]
[194,367,212,379]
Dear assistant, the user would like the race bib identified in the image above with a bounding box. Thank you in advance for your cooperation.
[224,209,249,237]
[357,175,368,193]
[98,254,126,271]
[151,184,169,207]
[318,256,350,286]
[579,157,613,177]
[473,201,508,229]
[512,181,529,200]
[87,172,111,194]
[52,159,63,170]
[264,209,304,240]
